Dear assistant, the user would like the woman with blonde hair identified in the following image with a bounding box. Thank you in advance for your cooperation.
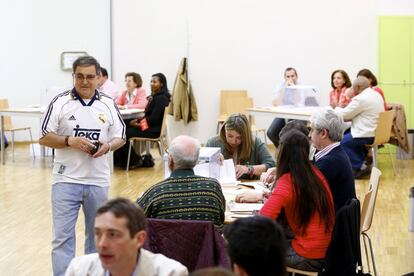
[206,113,275,179]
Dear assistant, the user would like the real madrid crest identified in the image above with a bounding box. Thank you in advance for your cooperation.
[98,113,106,124]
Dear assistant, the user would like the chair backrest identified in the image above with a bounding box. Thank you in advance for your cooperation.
[159,107,169,139]
[0,99,13,129]
[224,96,253,116]
[143,218,230,272]
[360,167,382,233]
[320,198,361,276]
[219,90,248,116]
[373,110,395,146]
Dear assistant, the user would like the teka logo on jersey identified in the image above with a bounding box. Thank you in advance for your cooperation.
[73,125,101,141]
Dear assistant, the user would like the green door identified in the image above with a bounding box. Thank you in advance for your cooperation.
[379,16,413,128]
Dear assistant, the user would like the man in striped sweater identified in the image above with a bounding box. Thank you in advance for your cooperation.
[137,135,225,229]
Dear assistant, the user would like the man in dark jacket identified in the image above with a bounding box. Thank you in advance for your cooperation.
[310,109,356,212]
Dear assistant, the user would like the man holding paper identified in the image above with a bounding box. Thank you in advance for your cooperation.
[136,135,225,229]
[267,67,307,148]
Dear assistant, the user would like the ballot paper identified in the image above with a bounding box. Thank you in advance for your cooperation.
[219,159,238,186]
[228,201,264,213]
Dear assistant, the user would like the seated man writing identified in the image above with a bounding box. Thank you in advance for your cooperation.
[137,135,226,229]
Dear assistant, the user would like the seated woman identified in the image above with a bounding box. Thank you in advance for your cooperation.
[357,68,387,110]
[267,67,306,147]
[206,113,275,179]
[116,72,148,109]
[114,73,170,169]
[329,69,353,108]
[259,130,335,271]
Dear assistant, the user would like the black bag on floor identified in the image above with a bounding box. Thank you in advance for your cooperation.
[142,153,155,167]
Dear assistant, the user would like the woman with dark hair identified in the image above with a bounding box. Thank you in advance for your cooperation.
[206,113,275,179]
[357,68,387,110]
[114,73,170,169]
[116,72,148,109]
[329,69,353,108]
[260,130,335,271]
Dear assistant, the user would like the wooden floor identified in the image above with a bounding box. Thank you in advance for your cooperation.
[0,144,413,275]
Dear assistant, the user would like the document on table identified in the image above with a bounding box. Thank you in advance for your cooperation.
[229,201,264,213]
[237,181,268,192]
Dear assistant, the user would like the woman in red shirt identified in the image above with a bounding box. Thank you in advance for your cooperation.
[260,130,335,271]
[329,69,353,108]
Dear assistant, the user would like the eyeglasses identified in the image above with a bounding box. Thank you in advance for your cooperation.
[73,73,97,82]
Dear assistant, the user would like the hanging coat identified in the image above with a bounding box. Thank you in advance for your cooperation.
[168,57,198,125]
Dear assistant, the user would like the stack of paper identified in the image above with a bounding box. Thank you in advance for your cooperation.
[219,159,237,186]
[228,201,264,213]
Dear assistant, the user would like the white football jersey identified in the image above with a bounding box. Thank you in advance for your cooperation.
[41,89,126,186]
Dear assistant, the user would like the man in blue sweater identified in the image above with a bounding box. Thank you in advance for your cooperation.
[310,109,356,212]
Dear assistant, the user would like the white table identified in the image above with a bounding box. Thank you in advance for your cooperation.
[248,106,325,121]
[0,106,143,164]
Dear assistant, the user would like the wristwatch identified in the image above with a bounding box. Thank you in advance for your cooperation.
[247,165,254,176]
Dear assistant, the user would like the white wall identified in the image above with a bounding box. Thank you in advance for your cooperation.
[2,0,413,143]
[0,0,111,140]
[112,0,379,144]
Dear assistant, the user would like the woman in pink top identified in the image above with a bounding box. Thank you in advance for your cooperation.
[357,69,387,110]
[329,69,353,108]
[116,72,148,109]
[260,130,335,272]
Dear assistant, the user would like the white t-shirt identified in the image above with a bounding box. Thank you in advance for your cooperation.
[41,89,126,186]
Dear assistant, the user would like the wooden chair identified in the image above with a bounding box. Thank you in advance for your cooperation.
[126,108,168,172]
[224,97,267,143]
[369,110,396,174]
[360,167,381,276]
[217,90,248,133]
[0,99,35,161]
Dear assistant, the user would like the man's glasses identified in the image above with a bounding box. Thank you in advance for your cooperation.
[73,73,97,82]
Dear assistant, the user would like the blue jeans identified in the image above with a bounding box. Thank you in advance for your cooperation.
[341,133,374,170]
[51,182,108,276]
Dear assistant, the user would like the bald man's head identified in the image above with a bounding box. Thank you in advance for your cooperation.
[168,135,200,170]
[352,76,370,95]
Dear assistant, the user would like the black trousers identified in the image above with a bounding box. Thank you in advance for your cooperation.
[114,126,159,166]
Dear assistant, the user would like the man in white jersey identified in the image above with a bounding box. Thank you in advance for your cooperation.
[40,56,126,276]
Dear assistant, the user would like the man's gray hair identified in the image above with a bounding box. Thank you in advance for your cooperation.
[311,109,345,142]
[169,135,200,169]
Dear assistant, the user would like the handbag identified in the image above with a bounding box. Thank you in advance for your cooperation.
[140,118,149,131]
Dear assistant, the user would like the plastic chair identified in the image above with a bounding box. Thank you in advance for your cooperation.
[360,167,381,276]
[369,110,395,174]
[126,107,168,171]
[0,99,35,161]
